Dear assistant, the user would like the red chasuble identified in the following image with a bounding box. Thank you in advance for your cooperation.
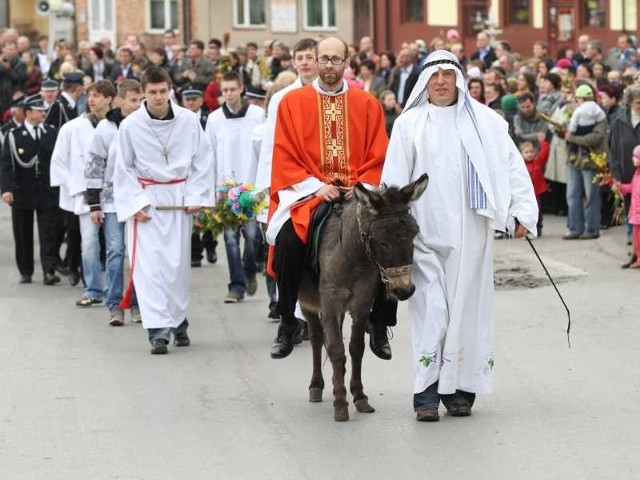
[268,84,388,245]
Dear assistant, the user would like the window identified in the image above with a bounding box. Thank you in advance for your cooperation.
[402,0,423,22]
[462,0,488,36]
[506,0,530,25]
[91,0,113,31]
[234,0,265,27]
[305,0,336,29]
[147,0,178,32]
[582,0,605,28]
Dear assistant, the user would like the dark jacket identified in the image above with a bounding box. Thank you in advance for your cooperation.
[389,65,420,107]
[0,57,28,110]
[0,122,59,209]
[45,94,78,128]
[609,106,640,183]
[470,47,497,69]
[84,61,114,82]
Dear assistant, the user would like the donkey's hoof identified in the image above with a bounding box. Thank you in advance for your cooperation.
[334,405,349,422]
[309,387,323,403]
[354,398,375,413]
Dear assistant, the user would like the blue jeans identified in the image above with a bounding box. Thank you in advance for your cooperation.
[223,220,261,295]
[148,319,188,345]
[414,382,440,410]
[566,164,601,236]
[79,213,104,300]
[103,213,125,310]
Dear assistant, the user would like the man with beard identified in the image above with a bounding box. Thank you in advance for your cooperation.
[266,36,392,360]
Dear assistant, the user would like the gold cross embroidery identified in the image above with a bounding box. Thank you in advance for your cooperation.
[324,101,342,121]
[327,139,343,158]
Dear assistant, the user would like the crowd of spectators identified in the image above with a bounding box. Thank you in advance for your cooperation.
[1,25,639,267]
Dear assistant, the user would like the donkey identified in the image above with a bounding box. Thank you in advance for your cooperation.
[297,174,428,421]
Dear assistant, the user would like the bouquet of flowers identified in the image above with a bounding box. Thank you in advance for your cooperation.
[591,150,625,225]
[194,180,269,237]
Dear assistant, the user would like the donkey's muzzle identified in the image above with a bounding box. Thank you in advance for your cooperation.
[392,284,415,301]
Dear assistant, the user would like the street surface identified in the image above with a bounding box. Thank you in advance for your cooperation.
[0,208,638,479]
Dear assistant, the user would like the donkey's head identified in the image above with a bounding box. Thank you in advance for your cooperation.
[353,173,428,301]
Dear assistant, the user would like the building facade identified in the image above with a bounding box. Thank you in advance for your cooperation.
[375,0,640,57]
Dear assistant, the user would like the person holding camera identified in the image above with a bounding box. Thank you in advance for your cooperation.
[0,41,28,115]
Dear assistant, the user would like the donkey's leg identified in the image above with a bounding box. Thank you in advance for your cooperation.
[323,308,349,421]
[350,313,375,413]
[302,306,324,403]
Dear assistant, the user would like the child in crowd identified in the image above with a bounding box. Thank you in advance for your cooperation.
[566,84,606,159]
[613,145,640,269]
[520,139,550,236]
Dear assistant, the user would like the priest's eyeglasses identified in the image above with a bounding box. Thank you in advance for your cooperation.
[317,56,345,65]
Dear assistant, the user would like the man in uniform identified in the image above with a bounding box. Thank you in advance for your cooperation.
[0,94,62,285]
[181,86,218,267]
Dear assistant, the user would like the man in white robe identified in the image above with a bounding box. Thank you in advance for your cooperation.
[114,66,214,355]
[381,50,538,421]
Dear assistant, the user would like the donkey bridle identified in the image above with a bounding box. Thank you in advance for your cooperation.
[356,203,413,284]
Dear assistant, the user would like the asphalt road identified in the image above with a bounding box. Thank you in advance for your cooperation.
[0,208,638,480]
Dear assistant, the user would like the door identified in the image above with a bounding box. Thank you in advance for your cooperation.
[548,1,575,56]
[88,0,116,46]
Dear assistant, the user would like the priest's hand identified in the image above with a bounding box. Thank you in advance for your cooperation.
[340,187,354,200]
[1,192,13,204]
[186,206,201,214]
[90,210,103,226]
[315,184,341,202]
[134,209,152,223]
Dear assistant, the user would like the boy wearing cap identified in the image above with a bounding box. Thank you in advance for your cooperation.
[45,72,83,128]
[566,84,606,160]
[0,93,62,285]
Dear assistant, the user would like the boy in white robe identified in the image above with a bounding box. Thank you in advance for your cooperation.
[114,66,214,355]
[382,50,538,421]
[205,71,264,303]
[85,80,143,326]
[51,80,116,307]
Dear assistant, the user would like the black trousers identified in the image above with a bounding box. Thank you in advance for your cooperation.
[62,211,82,274]
[273,219,397,327]
[191,230,217,261]
[11,206,61,276]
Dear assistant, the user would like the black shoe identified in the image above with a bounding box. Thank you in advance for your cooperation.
[174,332,191,347]
[270,322,301,359]
[150,339,168,355]
[19,275,32,284]
[69,272,81,286]
[43,272,61,285]
[206,250,217,264]
[267,310,280,320]
[622,254,637,269]
[367,321,392,360]
[191,259,202,267]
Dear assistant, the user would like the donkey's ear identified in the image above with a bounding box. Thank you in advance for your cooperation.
[353,182,383,212]
[400,173,429,203]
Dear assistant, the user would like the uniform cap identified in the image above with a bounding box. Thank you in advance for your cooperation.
[41,79,60,91]
[62,71,85,85]
[23,94,48,111]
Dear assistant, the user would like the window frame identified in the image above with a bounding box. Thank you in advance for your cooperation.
[233,0,266,29]
[303,0,337,31]
[145,0,178,34]
[580,0,606,29]
[505,0,531,26]
[401,0,424,23]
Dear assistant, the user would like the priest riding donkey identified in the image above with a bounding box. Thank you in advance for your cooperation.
[265,36,427,421]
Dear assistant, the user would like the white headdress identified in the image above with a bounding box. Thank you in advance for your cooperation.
[402,49,494,212]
